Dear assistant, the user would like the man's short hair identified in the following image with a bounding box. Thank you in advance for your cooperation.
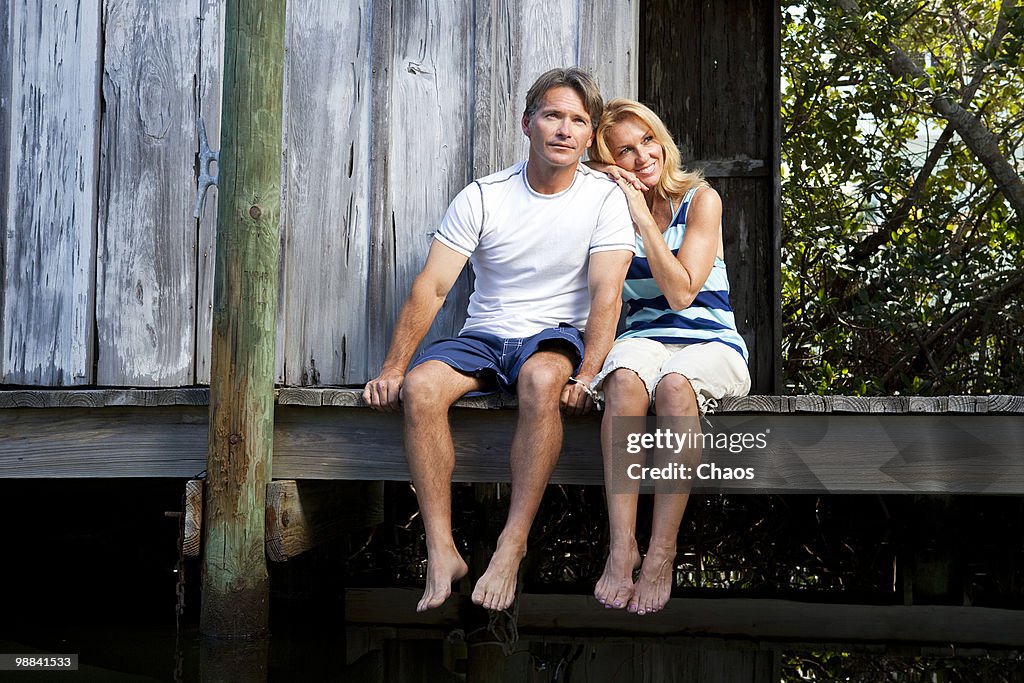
[524,67,603,131]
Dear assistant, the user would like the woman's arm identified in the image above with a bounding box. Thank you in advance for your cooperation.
[585,160,649,191]
[612,178,722,310]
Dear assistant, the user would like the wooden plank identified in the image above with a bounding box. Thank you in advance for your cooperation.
[277,387,323,406]
[719,395,789,413]
[700,0,772,161]
[716,177,774,393]
[473,0,578,177]
[345,588,1024,648]
[909,396,948,413]
[1,388,1021,415]
[265,480,384,561]
[0,406,208,477]
[2,0,101,385]
[0,387,208,408]
[3,405,1023,492]
[278,0,373,386]
[792,395,832,413]
[949,396,986,413]
[184,478,203,557]
[270,409,1024,494]
[685,157,770,178]
[832,396,910,413]
[988,395,1024,413]
[640,0,702,158]
[366,1,476,378]
[96,0,199,385]
[640,0,778,394]
[195,0,226,384]
[0,1,9,312]
[578,0,640,100]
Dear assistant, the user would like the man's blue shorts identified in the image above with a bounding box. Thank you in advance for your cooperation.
[409,325,585,395]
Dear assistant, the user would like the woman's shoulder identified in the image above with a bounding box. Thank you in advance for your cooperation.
[676,184,722,225]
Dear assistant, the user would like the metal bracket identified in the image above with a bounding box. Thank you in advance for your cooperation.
[193,118,219,218]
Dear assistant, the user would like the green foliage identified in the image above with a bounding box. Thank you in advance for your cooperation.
[781,0,1024,395]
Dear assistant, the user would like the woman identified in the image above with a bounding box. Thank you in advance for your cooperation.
[588,100,750,615]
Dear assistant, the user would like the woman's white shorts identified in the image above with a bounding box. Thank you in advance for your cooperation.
[590,337,750,414]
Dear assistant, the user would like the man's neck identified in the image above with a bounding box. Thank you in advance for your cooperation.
[525,160,578,195]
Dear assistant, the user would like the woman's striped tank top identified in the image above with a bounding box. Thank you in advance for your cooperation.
[619,187,749,362]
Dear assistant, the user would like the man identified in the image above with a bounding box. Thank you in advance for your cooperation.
[363,67,634,613]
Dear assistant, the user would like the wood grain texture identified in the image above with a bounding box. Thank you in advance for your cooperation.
[3,404,1023,492]
[366,1,475,376]
[2,0,101,385]
[96,0,198,385]
[184,478,203,557]
[265,479,383,561]
[1,388,1019,414]
[0,406,209,477]
[279,0,372,386]
[716,177,774,392]
[346,587,1024,648]
[474,0,578,177]
[578,0,640,101]
[792,395,832,413]
[641,0,779,393]
[0,1,9,320]
[988,395,1024,414]
[195,0,226,384]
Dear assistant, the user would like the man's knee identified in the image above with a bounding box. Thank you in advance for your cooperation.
[517,351,573,400]
[403,362,460,415]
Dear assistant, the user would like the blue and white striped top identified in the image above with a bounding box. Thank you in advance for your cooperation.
[619,187,749,362]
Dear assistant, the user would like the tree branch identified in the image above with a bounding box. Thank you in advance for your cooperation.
[836,0,1024,217]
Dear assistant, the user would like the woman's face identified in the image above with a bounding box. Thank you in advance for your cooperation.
[603,116,663,188]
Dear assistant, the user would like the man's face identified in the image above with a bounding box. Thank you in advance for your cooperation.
[521,86,594,171]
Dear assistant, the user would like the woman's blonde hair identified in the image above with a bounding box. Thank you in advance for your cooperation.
[591,98,707,202]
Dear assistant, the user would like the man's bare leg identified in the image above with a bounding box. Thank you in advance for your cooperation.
[471,350,573,611]
[402,360,486,612]
[594,369,648,609]
[629,372,699,615]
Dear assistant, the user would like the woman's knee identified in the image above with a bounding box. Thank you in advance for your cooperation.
[603,368,650,411]
[654,373,698,416]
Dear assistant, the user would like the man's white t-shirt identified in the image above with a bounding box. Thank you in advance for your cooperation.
[434,161,635,339]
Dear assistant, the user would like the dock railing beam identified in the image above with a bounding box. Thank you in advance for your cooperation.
[201,0,287,638]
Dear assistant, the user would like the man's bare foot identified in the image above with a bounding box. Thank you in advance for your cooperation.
[628,544,676,615]
[471,541,526,611]
[594,540,641,609]
[417,546,469,613]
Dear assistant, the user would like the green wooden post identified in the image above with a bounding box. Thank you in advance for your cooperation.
[201,0,287,638]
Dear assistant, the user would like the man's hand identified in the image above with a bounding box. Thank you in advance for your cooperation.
[561,374,596,416]
[363,368,405,412]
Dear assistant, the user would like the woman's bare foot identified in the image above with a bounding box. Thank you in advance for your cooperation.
[594,540,641,608]
[471,540,526,611]
[417,545,469,612]
[629,544,676,615]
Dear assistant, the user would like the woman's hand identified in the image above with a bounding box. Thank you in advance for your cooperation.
[612,174,657,232]
[585,160,649,191]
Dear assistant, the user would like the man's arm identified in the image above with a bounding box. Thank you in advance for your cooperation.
[363,241,469,411]
[562,248,633,416]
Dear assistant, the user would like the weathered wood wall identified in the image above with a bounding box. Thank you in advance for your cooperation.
[2,1,101,385]
[642,0,781,393]
[5,0,771,389]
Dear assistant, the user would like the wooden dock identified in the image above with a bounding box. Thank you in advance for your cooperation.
[2,389,1022,493]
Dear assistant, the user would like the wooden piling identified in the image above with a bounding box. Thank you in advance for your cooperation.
[200,0,287,638]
